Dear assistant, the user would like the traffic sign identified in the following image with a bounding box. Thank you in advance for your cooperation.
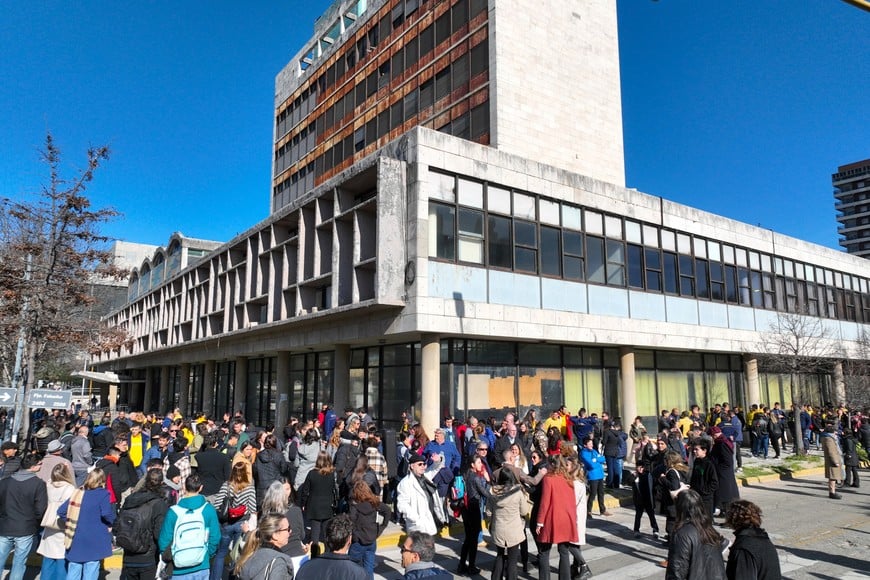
[27,389,72,410]
[0,388,15,405]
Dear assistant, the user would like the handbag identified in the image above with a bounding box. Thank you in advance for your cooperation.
[228,504,247,520]
[217,484,230,523]
[667,468,690,499]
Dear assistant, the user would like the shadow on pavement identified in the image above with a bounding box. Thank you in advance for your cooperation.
[778,545,870,574]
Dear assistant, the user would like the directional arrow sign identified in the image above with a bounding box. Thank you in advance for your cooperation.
[0,388,15,404]
[27,389,72,410]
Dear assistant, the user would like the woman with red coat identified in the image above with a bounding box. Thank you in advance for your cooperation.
[534,455,585,580]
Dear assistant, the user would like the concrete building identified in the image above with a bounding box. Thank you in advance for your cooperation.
[92,0,870,434]
[834,159,870,258]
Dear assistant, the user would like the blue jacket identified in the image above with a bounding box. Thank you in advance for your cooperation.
[423,440,461,474]
[580,447,606,482]
[324,409,338,438]
[158,494,221,575]
[404,561,454,579]
[140,443,168,476]
[58,487,116,563]
[571,416,597,441]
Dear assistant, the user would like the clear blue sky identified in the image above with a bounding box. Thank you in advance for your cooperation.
[1,1,867,252]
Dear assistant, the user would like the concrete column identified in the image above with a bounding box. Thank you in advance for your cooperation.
[421,334,441,436]
[109,384,118,414]
[744,354,760,407]
[833,361,846,406]
[178,363,191,417]
[233,357,248,417]
[275,353,291,429]
[202,360,216,417]
[100,382,110,410]
[333,344,351,416]
[619,346,637,425]
[159,366,170,415]
[143,367,154,414]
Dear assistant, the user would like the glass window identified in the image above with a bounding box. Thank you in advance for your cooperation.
[679,254,695,297]
[540,199,560,226]
[677,233,692,255]
[430,172,455,202]
[645,248,662,292]
[737,268,751,305]
[627,244,643,288]
[585,211,603,235]
[563,231,584,281]
[562,205,582,230]
[707,240,721,262]
[722,244,735,264]
[661,230,676,252]
[642,225,658,247]
[458,178,483,208]
[587,236,605,284]
[709,262,724,301]
[513,192,536,220]
[725,265,738,303]
[428,203,455,259]
[487,215,512,269]
[605,216,622,240]
[458,208,484,263]
[606,240,625,286]
[749,251,761,270]
[663,252,678,294]
[696,258,709,299]
[540,226,561,276]
[487,185,511,214]
[625,220,642,244]
[514,220,537,273]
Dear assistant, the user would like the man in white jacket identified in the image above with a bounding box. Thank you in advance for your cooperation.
[396,455,444,535]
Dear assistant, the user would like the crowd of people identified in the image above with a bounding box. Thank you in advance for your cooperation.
[0,400,865,580]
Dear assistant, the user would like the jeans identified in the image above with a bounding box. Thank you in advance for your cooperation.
[211,520,245,580]
[759,435,769,458]
[67,560,101,580]
[0,534,36,580]
[348,541,376,580]
[40,556,67,580]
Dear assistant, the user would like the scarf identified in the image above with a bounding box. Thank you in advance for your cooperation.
[64,488,85,550]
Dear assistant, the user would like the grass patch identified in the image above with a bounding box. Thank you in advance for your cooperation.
[739,466,769,478]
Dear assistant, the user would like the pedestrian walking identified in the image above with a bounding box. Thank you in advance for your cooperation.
[348,480,391,579]
[820,421,845,499]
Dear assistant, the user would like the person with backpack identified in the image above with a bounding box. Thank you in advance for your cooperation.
[158,472,221,579]
[117,469,171,580]
[751,412,770,459]
[57,468,116,580]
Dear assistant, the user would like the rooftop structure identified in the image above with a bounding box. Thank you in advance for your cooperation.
[834,158,870,258]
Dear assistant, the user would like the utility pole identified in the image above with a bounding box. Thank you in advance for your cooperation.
[10,254,32,443]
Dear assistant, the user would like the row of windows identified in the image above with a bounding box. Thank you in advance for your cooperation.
[428,172,870,323]
[278,0,486,142]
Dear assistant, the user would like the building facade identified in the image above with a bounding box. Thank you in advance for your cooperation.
[835,159,870,258]
[92,0,870,433]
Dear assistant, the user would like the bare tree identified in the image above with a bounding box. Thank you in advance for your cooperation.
[756,312,838,455]
[842,329,870,412]
[0,133,127,440]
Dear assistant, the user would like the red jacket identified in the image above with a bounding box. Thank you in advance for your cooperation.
[535,474,578,545]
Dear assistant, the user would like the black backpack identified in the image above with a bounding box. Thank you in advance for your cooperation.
[114,498,156,554]
[60,433,74,461]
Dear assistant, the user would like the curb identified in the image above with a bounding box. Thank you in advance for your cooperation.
[737,466,825,486]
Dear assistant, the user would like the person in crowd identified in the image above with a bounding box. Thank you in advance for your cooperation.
[602,420,628,489]
[260,478,309,557]
[767,411,784,459]
[579,436,610,517]
[158,473,221,579]
[254,433,292,506]
[91,417,115,462]
[689,437,719,517]
[299,450,338,544]
[295,427,322,490]
[724,500,782,580]
[117,469,170,580]
[659,449,689,543]
[346,452,382,497]
[70,424,93,486]
[398,454,445,537]
[535,454,589,580]
[142,431,171,469]
[326,420,345,460]
[751,410,770,459]
[234,513,297,580]
[212,460,258,580]
[456,454,490,575]
[195,432,232,501]
[0,452,48,580]
[629,416,648,457]
[841,428,860,488]
[348,480,391,579]
[37,438,73,483]
[707,426,740,514]
[632,455,660,539]
[401,531,452,579]
[820,420,845,499]
[58,468,116,580]
[487,467,529,580]
[295,514,367,580]
[425,427,461,474]
[232,440,256,481]
[665,489,726,580]
[37,463,77,580]
[567,453,592,580]
[127,422,150,473]
[546,426,564,457]
[166,435,192,490]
